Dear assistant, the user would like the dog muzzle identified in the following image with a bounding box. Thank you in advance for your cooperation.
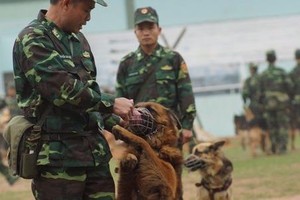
[128,107,157,137]
[184,154,206,171]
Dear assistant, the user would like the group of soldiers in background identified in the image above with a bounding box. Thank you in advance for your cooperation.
[242,49,300,155]
[0,84,21,185]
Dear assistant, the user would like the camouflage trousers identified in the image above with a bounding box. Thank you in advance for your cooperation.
[263,110,289,154]
[289,104,300,129]
[32,164,115,200]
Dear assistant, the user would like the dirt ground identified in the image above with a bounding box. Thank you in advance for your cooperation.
[1,174,300,200]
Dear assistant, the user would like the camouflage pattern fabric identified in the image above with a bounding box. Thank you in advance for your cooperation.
[242,71,262,117]
[289,64,300,129]
[13,10,115,198]
[32,165,115,200]
[259,64,293,154]
[115,44,196,130]
[5,96,22,117]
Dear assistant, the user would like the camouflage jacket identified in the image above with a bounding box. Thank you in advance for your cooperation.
[115,44,196,130]
[242,73,262,115]
[259,64,293,110]
[242,73,261,104]
[289,64,300,104]
[12,10,114,167]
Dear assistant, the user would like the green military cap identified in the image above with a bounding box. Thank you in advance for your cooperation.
[134,7,159,25]
[248,62,258,69]
[266,49,276,56]
[295,49,300,59]
[94,0,107,7]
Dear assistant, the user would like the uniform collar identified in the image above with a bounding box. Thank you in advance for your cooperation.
[135,43,164,61]
[37,10,80,42]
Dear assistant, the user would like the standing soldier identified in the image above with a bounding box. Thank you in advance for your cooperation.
[242,62,262,120]
[259,50,293,154]
[4,84,22,117]
[0,98,19,185]
[242,62,269,156]
[288,49,300,150]
[12,0,135,199]
[115,7,196,199]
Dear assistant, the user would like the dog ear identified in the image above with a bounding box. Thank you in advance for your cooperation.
[167,109,182,130]
[210,140,226,151]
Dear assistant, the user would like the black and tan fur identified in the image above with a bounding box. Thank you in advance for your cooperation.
[184,140,233,200]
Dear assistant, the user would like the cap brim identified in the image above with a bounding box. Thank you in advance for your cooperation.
[135,19,157,25]
[94,0,108,7]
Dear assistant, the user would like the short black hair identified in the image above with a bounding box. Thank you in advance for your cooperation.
[50,0,82,5]
[50,0,59,4]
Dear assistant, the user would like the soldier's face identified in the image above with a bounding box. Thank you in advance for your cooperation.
[61,0,95,33]
[134,22,161,48]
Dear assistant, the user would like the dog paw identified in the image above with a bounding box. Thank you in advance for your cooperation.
[120,153,138,171]
[159,146,182,164]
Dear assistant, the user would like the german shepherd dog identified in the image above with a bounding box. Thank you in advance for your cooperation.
[234,107,271,157]
[112,102,183,200]
[184,140,233,200]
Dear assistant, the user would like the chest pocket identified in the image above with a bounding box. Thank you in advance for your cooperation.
[155,69,177,101]
[64,56,95,83]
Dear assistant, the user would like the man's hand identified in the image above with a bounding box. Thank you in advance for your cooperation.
[113,98,134,122]
[182,129,193,144]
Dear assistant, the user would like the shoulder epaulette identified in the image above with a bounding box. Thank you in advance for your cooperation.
[120,52,135,62]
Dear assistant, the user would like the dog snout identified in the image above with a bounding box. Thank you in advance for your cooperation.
[184,154,206,171]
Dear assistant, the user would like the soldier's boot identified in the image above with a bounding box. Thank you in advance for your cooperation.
[271,143,277,154]
[278,143,287,155]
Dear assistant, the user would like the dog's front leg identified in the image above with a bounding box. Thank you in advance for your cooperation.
[159,146,183,200]
[159,146,183,165]
[117,153,138,200]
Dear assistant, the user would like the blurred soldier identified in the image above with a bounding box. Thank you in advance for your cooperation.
[115,6,196,199]
[0,98,19,185]
[288,49,300,150]
[242,62,262,119]
[4,84,22,117]
[242,63,268,156]
[259,50,293,154]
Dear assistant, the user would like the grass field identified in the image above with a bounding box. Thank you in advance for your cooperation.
[0,135,299,200]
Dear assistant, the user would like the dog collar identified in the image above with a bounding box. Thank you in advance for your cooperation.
[196,178,232,200]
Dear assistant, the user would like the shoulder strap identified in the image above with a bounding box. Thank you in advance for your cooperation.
[29,105,53,137]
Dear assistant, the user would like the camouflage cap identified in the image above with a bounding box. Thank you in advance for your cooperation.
[266,49,276,56]
[134,7,159,25]
[266,49,276,62]
[295,49,300,59]
[248,62,258,69]
[94,0,107,7]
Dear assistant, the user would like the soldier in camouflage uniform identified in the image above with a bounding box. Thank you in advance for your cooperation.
[259,50,293,154]
[0,84,21,185]
[115,7,196,200]
[0,96,19,186]
[288,49,300,150]
[242,62,263,118]
[12,0,135,199]
[4,84,22,117]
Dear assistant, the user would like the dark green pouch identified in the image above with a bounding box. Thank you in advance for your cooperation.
[19,151,39,179]
[17,127,41,179]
